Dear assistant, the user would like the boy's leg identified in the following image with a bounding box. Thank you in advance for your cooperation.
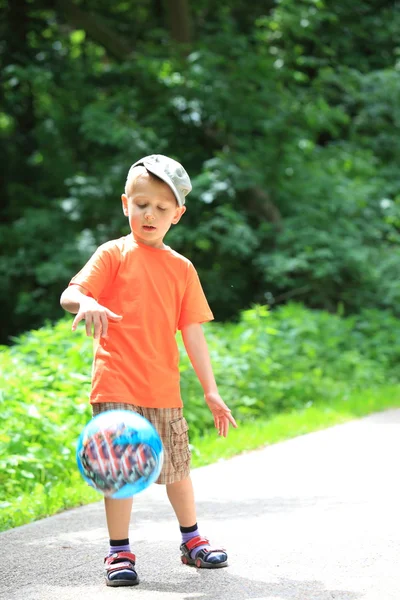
[141,407,228,568]
[103,496,139,586]
[92,402,140,586]
[155,406,227,569]
[166,475,196,526]
[166,476,228,568]
[104,497,133,539]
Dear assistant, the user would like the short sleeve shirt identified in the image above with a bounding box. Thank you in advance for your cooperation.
[69,234,213,408]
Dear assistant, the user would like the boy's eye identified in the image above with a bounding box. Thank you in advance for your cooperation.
[136,204,166,211]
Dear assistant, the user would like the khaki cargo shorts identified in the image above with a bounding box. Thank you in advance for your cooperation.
[92,402,191,484]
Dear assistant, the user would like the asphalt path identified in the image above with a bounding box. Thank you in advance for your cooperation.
[1,410,399,600]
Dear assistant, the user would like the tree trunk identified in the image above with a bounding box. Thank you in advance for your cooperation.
[56,0,133,60]
[1,0,36,222]
[164,0,192,44]
[56,0,193,57]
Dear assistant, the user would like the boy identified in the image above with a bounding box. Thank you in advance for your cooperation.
[60,154,237,587]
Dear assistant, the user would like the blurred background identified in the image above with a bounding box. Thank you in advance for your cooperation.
[2,0,400,344]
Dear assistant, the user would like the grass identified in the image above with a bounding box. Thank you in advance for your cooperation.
[2,384,399,532]
[190,384,400,466]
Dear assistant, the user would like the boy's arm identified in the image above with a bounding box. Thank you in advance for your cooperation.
[60,284,122,338]
[181,322,237,437]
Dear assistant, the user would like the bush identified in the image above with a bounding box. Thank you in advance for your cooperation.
[1,302,400,520]
[3,3,400,341]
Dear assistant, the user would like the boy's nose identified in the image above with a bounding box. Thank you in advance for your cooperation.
[144,212,155,221]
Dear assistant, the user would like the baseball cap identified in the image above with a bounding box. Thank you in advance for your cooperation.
[127,154,192,206]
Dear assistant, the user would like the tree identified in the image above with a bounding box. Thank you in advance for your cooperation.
[1,0,400,343]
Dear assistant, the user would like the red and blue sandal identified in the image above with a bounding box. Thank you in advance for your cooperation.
[104,551,139,587]
[180,535,228,569]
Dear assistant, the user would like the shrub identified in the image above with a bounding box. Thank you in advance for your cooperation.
[1,302,400,517]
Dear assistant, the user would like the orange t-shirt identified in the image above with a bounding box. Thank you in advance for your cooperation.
[70,234,213,408]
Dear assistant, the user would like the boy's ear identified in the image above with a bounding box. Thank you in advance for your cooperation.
[121,194,129,217]
[172,205,186,225]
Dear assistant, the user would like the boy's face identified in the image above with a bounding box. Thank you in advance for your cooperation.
[121,172,186,248]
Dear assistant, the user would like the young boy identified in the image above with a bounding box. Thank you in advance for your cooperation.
[60,154,237,587]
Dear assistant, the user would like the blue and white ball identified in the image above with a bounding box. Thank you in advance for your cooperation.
[76,410,163,498]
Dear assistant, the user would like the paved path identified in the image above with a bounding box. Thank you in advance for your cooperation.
[1,410,399,600]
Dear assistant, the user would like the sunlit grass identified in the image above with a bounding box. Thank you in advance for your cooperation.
[190,385,400,467]
[2,385,398,531]
[3,307,400,531]
[0,472,99,531]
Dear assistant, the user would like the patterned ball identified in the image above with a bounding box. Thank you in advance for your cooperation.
[76,410,163,498]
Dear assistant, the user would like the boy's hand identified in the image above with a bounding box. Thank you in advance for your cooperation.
[72,297,122,338]
[204,392,238,438]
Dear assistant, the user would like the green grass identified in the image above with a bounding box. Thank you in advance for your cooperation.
[3,304,400,531]
[2,384,399,532]
[190,384,400,466]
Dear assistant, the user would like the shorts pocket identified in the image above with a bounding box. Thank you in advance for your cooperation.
[169,417,191,470]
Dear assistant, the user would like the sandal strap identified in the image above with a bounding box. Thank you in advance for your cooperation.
[104,551,136,566]
[105,560,136,574]
[196,547,226,560]
[183,535,210,552]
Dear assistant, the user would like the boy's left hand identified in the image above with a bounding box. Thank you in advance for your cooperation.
[204,392,238,438]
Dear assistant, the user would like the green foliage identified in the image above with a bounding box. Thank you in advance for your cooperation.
[2,1,400,341]
[180,303,400,425]
[1,302,400,530]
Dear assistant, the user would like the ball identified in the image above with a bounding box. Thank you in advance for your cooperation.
[76,410,163,498]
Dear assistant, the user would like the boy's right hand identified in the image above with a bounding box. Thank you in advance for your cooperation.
[72,297,122,338]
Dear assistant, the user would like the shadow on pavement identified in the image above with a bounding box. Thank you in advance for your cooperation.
[136,570,361,600]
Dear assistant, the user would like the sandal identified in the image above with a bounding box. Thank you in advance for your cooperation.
[180,535,228,569]
[104,551,139,587]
